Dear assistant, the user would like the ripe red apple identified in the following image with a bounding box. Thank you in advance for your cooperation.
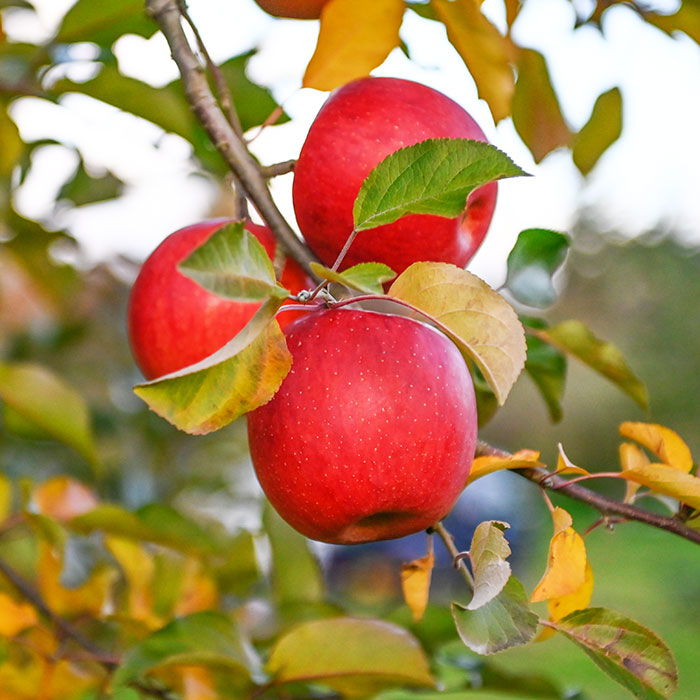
[292,77,498,276]
[253,0,330,19]
[247,307,477,545]
[127,219,311,380]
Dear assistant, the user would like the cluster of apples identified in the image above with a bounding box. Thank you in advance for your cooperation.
[128,77,497,545]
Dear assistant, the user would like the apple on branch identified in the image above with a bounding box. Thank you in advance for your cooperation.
[127,219,311,380]
[247,306,478,545]
[293,77,498,275]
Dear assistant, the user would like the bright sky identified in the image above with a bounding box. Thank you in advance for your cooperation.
[5,0,700,286]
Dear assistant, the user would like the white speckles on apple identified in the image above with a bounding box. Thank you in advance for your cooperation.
[247,307,477,545]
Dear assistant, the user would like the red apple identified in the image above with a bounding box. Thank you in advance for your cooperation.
[247,306,477,545]
[292,77,498,276]
[253,0,330,19]
[127,219,311,380]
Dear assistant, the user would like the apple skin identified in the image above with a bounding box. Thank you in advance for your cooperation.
[247,307,477,545]
[253,0,330,19]
[127,219,311,380]
[292,77,498,276]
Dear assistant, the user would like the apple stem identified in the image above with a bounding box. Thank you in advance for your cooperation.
[431,521,475,592]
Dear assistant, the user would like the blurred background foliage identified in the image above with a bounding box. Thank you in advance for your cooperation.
[0,0,699,698]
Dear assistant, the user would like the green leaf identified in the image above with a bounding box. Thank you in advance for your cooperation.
[388,262,526,405]
[0,107,23,177]
[536,320,649,411]
[505,229,569,308]
[51,65,194,144]
[573,88,623,176]
[468,522,512,610]
[523,323,567,423]
[266,617,435,696]
[218,51,289,131]
[111,611,263,689]
[57,158,123,207]
[451,576,539,655]
[134,297,292,434]
[353,139,526,232]
[512,49,572,163]
[552,608,678,699]
[178,222,287,301]
[309,261,396,294]
[0,362,99,471]
[263,501,324,606]
[68,503,229,557]
[55,0,156,46]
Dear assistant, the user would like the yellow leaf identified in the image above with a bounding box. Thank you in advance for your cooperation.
[388,262,526,405]
[432,0,515,123]
[538,560,594,642]
[0,474,11,522]
[33,477,98,522]
[302,0,404,91]
[467,449,542,484]
[105,536,159,628]
[620,462,700,510]
[619,442,649,503]
[548,560,594,622]
[619,422,693,474]
[400,540,434,623]
[0,592,38,636]
[531,507,586,603]
[556,444,589,475]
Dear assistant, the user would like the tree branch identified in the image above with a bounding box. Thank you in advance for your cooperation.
[0,556,117,667]
[476,441,700,546]
[145,0,318,277]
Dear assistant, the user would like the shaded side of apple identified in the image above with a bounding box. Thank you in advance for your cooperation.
[292,77,498,275]
[127,219,311,380]
[247,307,477,545]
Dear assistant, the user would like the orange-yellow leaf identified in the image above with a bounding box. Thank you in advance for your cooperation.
[619,442,649,503]
[106,535,159,628]
[620,462,700,511]
[38,542,115,618]
[174,558,219,616]
[467,449,542,484]
[0,592,38,636]
[33,477,99,522]
[556,444,590,476]
[400,542,434,622]
[531,507,586,603]
[302,0,404,91]
[432,0,515,123]
[619,422,693,473]
[180,666,219,700]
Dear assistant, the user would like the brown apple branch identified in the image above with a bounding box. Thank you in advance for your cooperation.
[476,441,700,546]
[145,0,318,276]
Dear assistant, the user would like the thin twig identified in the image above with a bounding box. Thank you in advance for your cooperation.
[261,160,296,178]
[476,441,700,546]
[146,0,318,277]
[430,521,475,591]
